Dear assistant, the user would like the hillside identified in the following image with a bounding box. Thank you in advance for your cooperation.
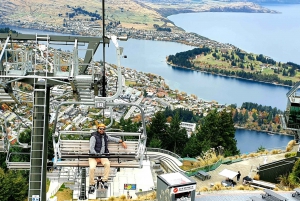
[167,47,300,86]
[0,0,280,32]
[0,0,166,30]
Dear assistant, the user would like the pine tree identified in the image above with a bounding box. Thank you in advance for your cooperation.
[219,110,239,156]
[165,112,188,154]
[147,111,167,147]
[182,135,201,158]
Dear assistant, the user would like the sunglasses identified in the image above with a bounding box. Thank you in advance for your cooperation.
[98,128,105,130]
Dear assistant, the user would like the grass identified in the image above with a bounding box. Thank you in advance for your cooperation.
[125,80,137,86]
[192,49,300,83]
[55,188,72,201]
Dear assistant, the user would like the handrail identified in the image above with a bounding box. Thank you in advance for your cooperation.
[146,147,183,161]
[59,131,142,137]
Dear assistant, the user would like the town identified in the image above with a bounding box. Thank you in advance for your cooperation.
[0,41,226,144]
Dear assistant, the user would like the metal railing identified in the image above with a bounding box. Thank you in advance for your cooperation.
[146,148,183,161]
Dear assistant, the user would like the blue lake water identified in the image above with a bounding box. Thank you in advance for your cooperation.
[168,4,300,64]
[235,129,293,153]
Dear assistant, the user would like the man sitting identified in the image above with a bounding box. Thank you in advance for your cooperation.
[88,123,127,194]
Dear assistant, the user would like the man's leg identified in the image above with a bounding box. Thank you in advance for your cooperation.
[89,158,98,185]
[100,158,110,181]
[100,158,110,189]
[88,158,99,193]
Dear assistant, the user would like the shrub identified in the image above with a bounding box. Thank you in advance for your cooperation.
[288,158,300,186]
[271,149,280,154]
[108,196,116,201]
[119,195,126,200]
[284,152,296,158]
[200,186,209,192]
[257,145,266,153]
[253,174,260,180]
[211,182,223,191]
[241,154,248,159]
[248,153,255,157]
[236,185,245,190]
[287,140,296,147]
[286,145,293,152]
[278,174,290,186]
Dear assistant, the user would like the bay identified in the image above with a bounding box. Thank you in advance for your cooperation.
[235,129,293,154]
[168,4,300,64]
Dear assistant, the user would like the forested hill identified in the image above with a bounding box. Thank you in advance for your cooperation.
[167,47,299,86]
[0,28,18,33]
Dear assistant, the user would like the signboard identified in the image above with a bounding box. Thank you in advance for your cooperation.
[32,195,40,201]
[171,185,196,194]
[95,101,106,109]
[124,184,137,190]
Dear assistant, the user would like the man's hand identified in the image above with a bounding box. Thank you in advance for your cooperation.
[119,140,127,149]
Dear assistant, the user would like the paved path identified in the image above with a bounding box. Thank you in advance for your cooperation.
[192,153,287,190]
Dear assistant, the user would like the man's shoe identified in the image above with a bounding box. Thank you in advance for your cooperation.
[102,181,109,189]
[88,185,95,194]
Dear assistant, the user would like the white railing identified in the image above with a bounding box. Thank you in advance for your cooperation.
[146,148,183,161]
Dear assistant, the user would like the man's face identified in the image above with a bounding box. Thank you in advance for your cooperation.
[98,127,105,134]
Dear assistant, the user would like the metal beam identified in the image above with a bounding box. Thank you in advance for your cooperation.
[82,39,101,73]
[0,33,109,44]
[0,33,110,75]
[0,36,10,61]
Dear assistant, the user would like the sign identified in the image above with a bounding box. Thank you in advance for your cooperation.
[171,185,196,194]
[124,184,136,190]
[32,195,40,201]
[95,101,106,108]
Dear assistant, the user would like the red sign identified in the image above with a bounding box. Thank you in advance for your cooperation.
[173,188,178,193]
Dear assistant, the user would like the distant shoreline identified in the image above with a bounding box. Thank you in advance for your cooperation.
[234,127,294,137]
[166,61,292,88]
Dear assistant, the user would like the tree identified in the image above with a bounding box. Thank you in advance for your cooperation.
[196,110,219,150]
[252,112,258,122]
[196,109,239,157]
[218,110,239,156]
[147,111,167,147]
[182,135,201,158]
[0,168,28,201]
[165,112,188,154]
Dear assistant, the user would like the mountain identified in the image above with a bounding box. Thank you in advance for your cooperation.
[0,0,281,32]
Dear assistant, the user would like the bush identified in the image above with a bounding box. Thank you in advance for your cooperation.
[253,174,260,180]
[241,154,248,159]
[271,149,281,154]
[284,152,296,158]
[211,182,223,191]
[278,174,290,186]
[200,186,209,192]
[286,140,296,152]
[287,140,296,147]
[289,158,300,185]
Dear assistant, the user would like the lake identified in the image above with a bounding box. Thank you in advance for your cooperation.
[168,4,300,64]
[235,129,293,153]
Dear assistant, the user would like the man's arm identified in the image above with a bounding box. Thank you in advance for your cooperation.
[90,136,97,154]
[107,135,127,149]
